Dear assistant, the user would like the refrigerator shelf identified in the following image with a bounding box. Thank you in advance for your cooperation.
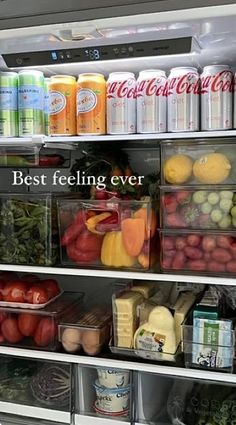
[0,402,71,423]
[74,415,130,425]
[0,264,235,287]
[0,346,235,384]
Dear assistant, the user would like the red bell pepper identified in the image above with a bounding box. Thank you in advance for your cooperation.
[95,211,119,232]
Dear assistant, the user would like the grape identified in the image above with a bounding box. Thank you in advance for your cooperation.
[210,209,223,223]
[201,202,212,214]
[220,190,234,200]
[192,190,207,204]
[231,205,236,218]
[219,198,233,212]
[232,217,236,228]
[218,215,232,229]
[208,192,220,205]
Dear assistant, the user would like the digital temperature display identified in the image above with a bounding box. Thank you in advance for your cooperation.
[84,48,101,61]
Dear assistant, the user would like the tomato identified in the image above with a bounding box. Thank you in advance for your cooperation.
[26,286,49,304]
[34,318,57,347]
[22,274,40,284]
[40,279,60,299]
[3,281,29,303]
[18,313,40,337]
[1,317,23,343]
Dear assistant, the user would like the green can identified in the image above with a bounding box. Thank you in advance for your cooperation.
[18,70,45,136]
[44,77,50,136]
[0,72,18,137]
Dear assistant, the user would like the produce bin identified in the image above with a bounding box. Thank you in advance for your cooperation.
[59,306,111,356]
[160,186,236,230]
[182,324,234,372]
[58,198,158,271]
[0,357,72,423]
[160,230,236,276]
[0,291,84,350]
[161,139,236,186]
[0,193,59,266]
[0,145,40,167]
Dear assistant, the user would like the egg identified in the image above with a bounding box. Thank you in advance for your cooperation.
[82,329,100,346]
[61,328,82,353]
[83,343,101,356]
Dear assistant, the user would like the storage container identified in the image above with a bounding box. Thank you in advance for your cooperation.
[161,139,236,186]
[182,324,234,372]
[0,193,59,266]
[59,306,111,356]
[0,292,84,350]
[160,185,236,230]
[0,145,40,167]
[58,198,158,271]
[0,356,72,423]
[160,230,236,276]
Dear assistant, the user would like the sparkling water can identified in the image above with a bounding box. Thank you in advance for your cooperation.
[0,72,18,137]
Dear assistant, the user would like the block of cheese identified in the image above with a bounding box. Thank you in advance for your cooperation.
[173,293,196,346]
[114,291,144,348]
[131,281,156,299]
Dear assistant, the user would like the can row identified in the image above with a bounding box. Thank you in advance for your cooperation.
[0,64,236,137]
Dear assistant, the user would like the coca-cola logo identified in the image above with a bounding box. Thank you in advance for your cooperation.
[167,72,200,96]
[107,78,135,99]
[136,77,167,97]
[200,70,234,94]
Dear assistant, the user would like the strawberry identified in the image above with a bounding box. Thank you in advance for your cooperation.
[216,235,233,249]
[184,246,203,260]
[211,248,232,263]
[175,236,187,250]
[176,191,191,205]
[208,261,226,273]
[161,257,172,269]
[166,213,185,228]
[162,194,177,214]
[162,236,175,251]
[202,236,216,252]
[197,214,211,228]
[172,252,186,270]
[188,260,206,271]
[226,261,236,273]
[186,234,201,247]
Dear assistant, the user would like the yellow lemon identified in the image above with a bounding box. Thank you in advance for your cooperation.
[164,154,193,184]
[193,153,231,184]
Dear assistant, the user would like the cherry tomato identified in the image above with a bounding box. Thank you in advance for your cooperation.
[40,279,60,299]
[26,286,49,304]
[34,318,57,347]
[1,317,23,343]
[3,281,29,303]
[18,313,40,337]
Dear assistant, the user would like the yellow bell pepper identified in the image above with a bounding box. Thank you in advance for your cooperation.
[86,212,111,234]
[101,231,136,268]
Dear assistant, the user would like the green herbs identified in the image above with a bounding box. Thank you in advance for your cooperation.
[0,197,58,266]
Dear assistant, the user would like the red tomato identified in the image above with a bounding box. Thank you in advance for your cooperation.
[18,313,40,337]
[34,318,57,347]
[3,281,28,303]
[21,274,40,284]
[26,286,49,304]
[1,317,23,343]
[40,279,60,299]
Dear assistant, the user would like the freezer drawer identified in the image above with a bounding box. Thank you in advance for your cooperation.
[0,356,72,424]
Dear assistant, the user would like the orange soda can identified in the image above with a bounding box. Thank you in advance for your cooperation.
[49,75,76,135]
[77,73,106,135]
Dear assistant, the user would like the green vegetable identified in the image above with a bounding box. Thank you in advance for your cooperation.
[231,205,236,217]
[208,192,220,206]
[219,198,233,212]
[218,215,232,229]
[193,191,207,204]
[220,190,234,200]
[0,197,58,266]
[210,209,223,223]
[201,202,213,214]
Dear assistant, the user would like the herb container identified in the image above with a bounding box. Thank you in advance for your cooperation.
[0,145,40,167]
[0,193,59,266]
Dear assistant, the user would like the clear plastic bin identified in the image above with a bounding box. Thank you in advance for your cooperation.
[59,306,111,356]
[0,193,59,266]
[0,145,40,167]
[182,324,234,372]
[160,185,236,230]
[0,356,72,423]
[160,230,236,276]
[161,139,236,185]
[0,292,84,350]
[58,198,158,271]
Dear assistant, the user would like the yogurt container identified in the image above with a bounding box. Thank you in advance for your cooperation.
[94,380,130,413]
[97,368,130,388]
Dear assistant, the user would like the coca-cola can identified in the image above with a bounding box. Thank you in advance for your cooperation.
[107,72,136,134]
[167,66,200,132]
[201,65,233,131]
[136,69,167,133]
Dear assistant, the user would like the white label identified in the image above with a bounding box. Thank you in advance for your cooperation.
[50,90,66,115]
[77,89,97,113]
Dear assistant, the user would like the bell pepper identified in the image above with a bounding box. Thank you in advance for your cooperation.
[86,212,111,234]
[61,210,85,246]
[101,231,136,268]
[95,211,119,232]
[67,229,103,263]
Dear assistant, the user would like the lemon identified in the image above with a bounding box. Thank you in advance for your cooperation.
[193,153,231,184]
[164,154,193,184]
